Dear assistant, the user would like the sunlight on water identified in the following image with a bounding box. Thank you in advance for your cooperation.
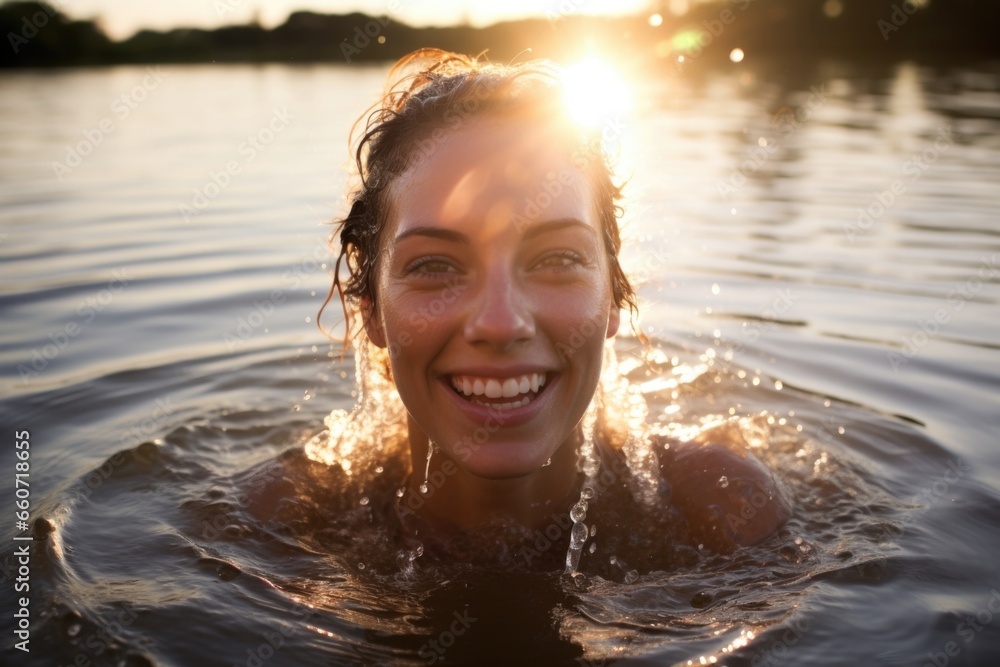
[4,60,999,665]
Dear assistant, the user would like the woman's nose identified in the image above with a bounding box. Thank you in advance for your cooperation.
[463,272,535,350]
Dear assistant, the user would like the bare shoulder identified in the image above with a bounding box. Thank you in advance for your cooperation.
[653,435,791,553]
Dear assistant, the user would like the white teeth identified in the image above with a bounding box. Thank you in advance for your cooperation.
[501,378,519,398]
[485,379,502,398]
[450,372,548,401]
[471,395,531,410]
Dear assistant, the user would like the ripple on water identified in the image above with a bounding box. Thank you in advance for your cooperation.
[16,337,945,665]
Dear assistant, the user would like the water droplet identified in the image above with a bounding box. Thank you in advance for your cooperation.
[775,380,783,390]
[718,475,729,489]
[625,569,639,584]
[419,444,435,494]
[375,466,384,474]
[589,525,597,537]
[588,542,597,553]
[838,426,846,435]
[358,563,366,570]
[395,487,405,498]
[581,486,595,500]
[711,283,720,295]
[570,504,587,522]
[67,623,81,637]
[542,457,552,467]
[359,496,369,506]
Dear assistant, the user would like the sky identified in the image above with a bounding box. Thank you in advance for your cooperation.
[58,0,659,40]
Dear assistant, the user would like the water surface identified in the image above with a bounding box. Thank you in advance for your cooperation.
[1,60,999,666]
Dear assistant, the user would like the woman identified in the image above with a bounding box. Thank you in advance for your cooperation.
[319,49,789,574]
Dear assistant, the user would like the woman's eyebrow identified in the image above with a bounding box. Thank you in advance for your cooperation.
[523,218,597,241]
[393,218,596,244]
[394,227,469,244]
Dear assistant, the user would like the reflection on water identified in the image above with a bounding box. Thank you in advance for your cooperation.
[1,59,999,665]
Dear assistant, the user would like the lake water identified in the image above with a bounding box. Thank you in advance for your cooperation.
[1,59,999,666]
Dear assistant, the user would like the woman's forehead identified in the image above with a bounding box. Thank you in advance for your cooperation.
[388,118,595,235]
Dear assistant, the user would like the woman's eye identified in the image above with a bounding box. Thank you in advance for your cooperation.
[406,258,456,276]
[536,251,586,270]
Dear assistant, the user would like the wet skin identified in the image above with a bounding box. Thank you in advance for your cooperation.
[659,439,792,552]
[362,116,789,545]
[364,117,618,530]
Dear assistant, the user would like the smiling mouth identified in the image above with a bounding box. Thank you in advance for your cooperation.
[449,372,548,411]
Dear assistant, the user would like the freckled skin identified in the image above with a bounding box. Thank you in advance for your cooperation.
[658,439,791,552]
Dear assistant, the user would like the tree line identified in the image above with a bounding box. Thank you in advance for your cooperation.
[2,0,997,69]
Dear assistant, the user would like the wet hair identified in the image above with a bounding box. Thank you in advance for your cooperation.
[320,48,637,342]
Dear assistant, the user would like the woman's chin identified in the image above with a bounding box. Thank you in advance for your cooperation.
[449,441,554,481]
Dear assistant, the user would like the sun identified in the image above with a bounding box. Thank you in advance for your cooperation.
[561,57,632,128]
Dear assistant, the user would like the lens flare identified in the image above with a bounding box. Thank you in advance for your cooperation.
[562,57,632,127]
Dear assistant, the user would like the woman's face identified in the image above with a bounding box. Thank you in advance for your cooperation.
[366,116,619,480]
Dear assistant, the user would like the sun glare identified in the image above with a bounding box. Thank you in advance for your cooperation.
[562,57,632,128]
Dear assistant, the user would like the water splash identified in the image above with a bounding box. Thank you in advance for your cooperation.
[419,443,435,495]
[305,337,407,479]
